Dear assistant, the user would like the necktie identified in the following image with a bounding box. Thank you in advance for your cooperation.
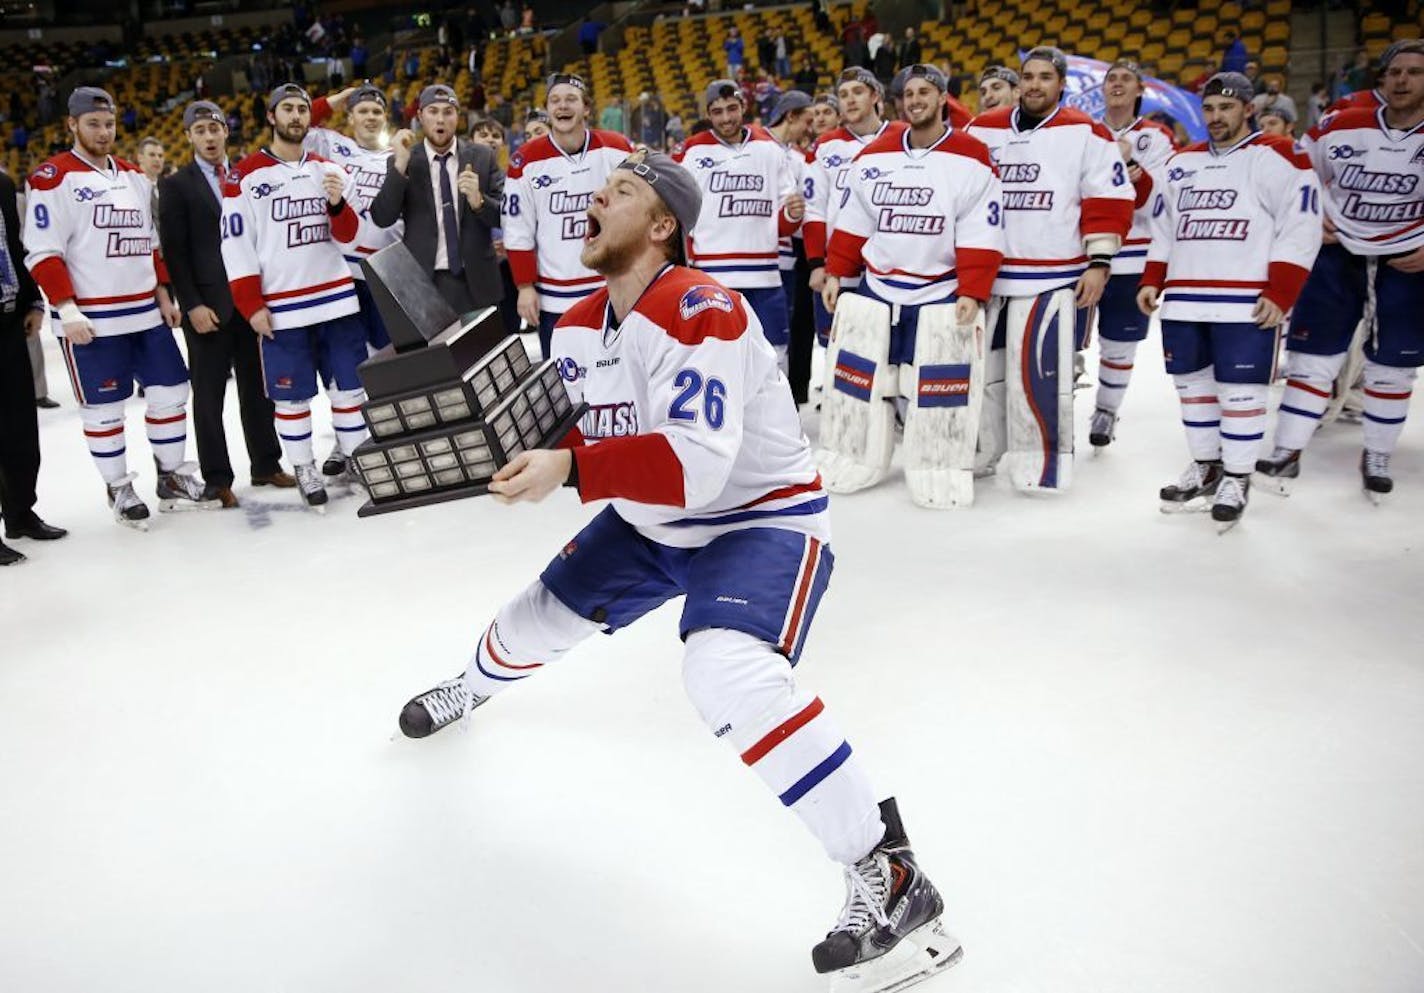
[436,153,463,277]
[213,162,228,203]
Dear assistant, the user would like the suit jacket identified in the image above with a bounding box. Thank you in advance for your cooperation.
[369,138,505,308]
[158,160,236,326]
[1,171,39,321]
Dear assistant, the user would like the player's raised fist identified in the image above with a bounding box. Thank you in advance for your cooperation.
[322,169,346,205]
[457,164,483,209]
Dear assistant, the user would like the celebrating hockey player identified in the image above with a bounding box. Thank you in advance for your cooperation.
[976,66,1020,113]
[503,72,633,359]
[396,149,961,993]
[1138,72,1322,528]
[820,63,1004,506]
[220,83,371,511]
[967,47,1134,492]
[23,86,213,528]
[1259,41,1424,499]
[766,90,812,327]
[809,93,842,140]
[673,79,803,368]
[804,68,901,349]
[1089,60,1178,448]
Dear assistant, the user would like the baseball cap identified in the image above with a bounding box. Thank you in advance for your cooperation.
[769,90,812,125]
[546,72,589,97]
[1022,46,1069,79]
[348,83,387,110]
[1202,71,1254,104]
[183,100,225,129]
[703,78,744,109]
[837,67,884,96]
[267,83,312,111]
[893,64,949,96]
[1107,59,1144,82]
[1259,103,1296,125]
[418,84,459,110]
[68,87,116,118]
[812,92,841,114]
[615,148,702,259]
[979,65,1020,87]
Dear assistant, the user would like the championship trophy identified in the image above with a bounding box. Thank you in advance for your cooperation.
[348,244,584,517]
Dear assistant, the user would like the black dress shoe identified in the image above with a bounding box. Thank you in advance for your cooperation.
[35,396,60,409]
[5,513,68,541]
[0,541,25,566]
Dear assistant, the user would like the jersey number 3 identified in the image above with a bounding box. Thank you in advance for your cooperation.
[669,369,727,429]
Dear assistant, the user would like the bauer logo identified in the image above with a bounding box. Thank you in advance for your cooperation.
[679,285,735,320]
[917,364,970,407]
[833,350,875,402]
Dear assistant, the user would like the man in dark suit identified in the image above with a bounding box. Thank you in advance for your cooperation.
[369,84,505,316]
[0,168,65,565]
[158,101,292,508]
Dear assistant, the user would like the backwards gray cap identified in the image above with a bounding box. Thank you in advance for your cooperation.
[68,86,116,118]
[616,148,702,245]
[418,84,459,110]
[979,65,1020,87]
[837,66,884,96]
[1381,39,1424,70]
[1022,46,1069,79]
[1203,71,1254,105]
[349,83,387,109]
[703,78,744,108]
[267,83,312,111]
[182,100,225,128]
[769,89,812,125]
[1259,102,1296,124]
[812,92,841,112]
[892,63,949,97]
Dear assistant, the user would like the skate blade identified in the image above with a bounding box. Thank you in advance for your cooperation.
[1364,489,1384,506]
[305,503,328,515]
[118,517,150,532]
[1159,497,1213,515]
[158,498,222,512]
[1253,474,1293,498]
[1215,518,1241,535]
[828,919,963,993]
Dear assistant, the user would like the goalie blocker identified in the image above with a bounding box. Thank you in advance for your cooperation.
[815,293,986,508]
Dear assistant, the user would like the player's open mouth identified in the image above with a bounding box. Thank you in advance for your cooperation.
[585,216,602,243]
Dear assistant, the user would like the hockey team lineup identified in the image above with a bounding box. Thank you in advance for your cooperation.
[3,23,1422,993]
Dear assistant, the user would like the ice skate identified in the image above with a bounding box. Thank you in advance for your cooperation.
[813,798,962,993]
[1211,473,1250,533]
[1254,447,1300,497]
[321,443,348,478]
[1088,408,1117,449]
[1159,460,1222,514]
[398,676,490,738]
[106,473,151,531]
[1361,449,1393,505]
[294,462,329,513]
[155,461,221,512]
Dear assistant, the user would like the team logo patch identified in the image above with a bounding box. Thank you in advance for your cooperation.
[99,378,120,392]
[917,364,970,408]
[559,539,578,559]
[695,157,716,169]
[510,152,524,170]
[556,356,585,383]
[276,376,293,388]
[532,174,554,188]
[833,350,875,402]
[679,285,735,320]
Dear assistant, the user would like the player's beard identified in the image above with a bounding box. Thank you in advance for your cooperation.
[75,133,113,160]
[580,218,638,275]
[275,119,308,145]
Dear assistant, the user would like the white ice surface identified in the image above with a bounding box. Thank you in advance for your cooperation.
[3,328,1422,993]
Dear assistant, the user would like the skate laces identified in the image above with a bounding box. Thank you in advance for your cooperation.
[159,461,205,498]
[1363,450,1390,476]
[1176,462,1207,489]
[421,678,474,727]
[108,472,142,509]
[833,852,892,935]
[1216,474,1246,508]
[295,464,324,494]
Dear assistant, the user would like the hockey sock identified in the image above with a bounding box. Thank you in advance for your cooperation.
[327,387,369,456]
[1361,360,1417,455]
[462,581,601,698]
[80,402,128,484]
[1218,382,1269,475]
[1274,351,1347,452]
[1094,338,1138,414]
[682,628,883,865]
[1173,368,1221,462]
[143,383,190,471]
[274,400,315,466]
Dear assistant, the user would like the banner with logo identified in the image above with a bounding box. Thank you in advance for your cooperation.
[1049,52,1208,142]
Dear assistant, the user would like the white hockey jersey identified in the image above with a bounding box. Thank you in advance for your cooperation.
[773,135,808,272]
[502,128,634,314]
[967,106,1134,297]
[1302,105,1424,256]
[1103,116,1178,275]
[802,120,905,270]
[220,149,363,332]
[672,126,798,289]
[552,264,827,549]
[303,100,402,279]
[23,151,166,337]
[1143,132,1323,323]
[826,125,1005,305]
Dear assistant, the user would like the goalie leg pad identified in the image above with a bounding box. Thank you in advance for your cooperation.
[816,293,895,493]
[901,302,985,509]
[975,299,1007,476]
[1004,288,1076,492]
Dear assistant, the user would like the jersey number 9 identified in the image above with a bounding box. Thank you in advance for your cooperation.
[669,369,727,430]
[31,204,50,229]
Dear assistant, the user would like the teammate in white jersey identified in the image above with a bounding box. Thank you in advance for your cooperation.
[809,93,842,141]
[766,90,812,325]
[1138,73,1323,528]
[396,150,961,993]
[673,79,803,367]
[23,86,211,527]
[502,72,633,359]
[304,83,400,353]
[1258,41,1424,498]
[976,65,1020,113]
[220,84,371,510]
[1089,60,1178,447]
[967,47,1134,492]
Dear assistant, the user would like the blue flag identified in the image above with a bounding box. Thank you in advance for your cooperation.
[1052,52,1208,142]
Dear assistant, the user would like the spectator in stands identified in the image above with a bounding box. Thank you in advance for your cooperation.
[812,0,832,35]
[136,137,165,188]
[754,73,781,121]
[843,27,870,73]
[896,27,922,69]
[633,93,666,148]
[1220,30,1248,73]
[1307,82,1328,128]
[871,34,896,88]
[122,106,139,134]
[758,32,777,76]
[1184,58,1213,94]
[226,110,243,142]
[403,49,421,80]
[1243,60,1261,88]
[9,124,26,153]
[578,16,605,56]
[519,4,536,34]
[351,36,368,77]
[725,27,745,78]
[469,75,487,113]
[1258,104,1295,138]
[599,100,624,134]
[794,55,820,94]
[499,0,518,33]
[1252,75,1297,121]
[774,30,792,79]
[1345,47,1372,93]
[664,110,685,147]
[489,91,514,131]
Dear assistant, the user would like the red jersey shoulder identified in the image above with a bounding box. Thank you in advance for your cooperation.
[507,134,554,177]
[680,130,720,151]
[939,129,995,169]
[1327,89,1383,115]
[1313,106,1380,139]
[968,106,1013,130]
[641,268,748,345]
[556,288,609,331]
[1254,132,1311,169]
[746,124,778,144]
[26,152,82,191]
[115,157,143,174]
[590,129,635,154]
[1176,140,1211,156]
[944,96,973,129]
[857,126,904,158]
